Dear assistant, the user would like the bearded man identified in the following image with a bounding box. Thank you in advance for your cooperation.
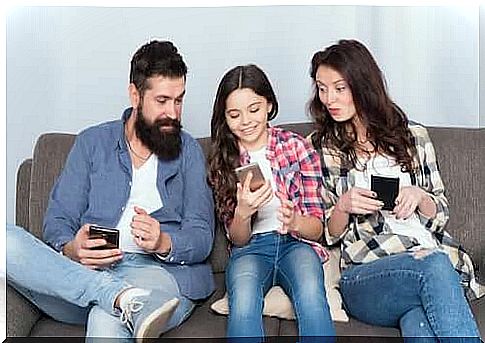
[6,40,215,343]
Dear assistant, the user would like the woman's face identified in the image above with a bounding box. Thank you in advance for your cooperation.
[225,88,272,151]
[315,65,356,122]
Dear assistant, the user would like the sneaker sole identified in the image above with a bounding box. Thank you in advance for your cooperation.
[135,297,180,343]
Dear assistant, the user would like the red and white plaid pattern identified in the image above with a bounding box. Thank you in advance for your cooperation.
[235,126,329,262]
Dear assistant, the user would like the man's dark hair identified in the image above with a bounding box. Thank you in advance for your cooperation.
[129,40,187,96]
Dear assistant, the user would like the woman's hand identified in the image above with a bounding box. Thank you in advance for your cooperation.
[235,171,273,220]
[336,187,383,215]
[393,186,427,219]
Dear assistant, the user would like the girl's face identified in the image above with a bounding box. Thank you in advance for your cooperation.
[225,88,272,151]
[315,65,357,123]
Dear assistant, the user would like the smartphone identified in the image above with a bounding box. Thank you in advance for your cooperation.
[89,225,119,250]
[371,175,400,211]
[235,162,266,192]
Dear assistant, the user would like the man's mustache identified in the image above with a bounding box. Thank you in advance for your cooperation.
[154,117,181,130]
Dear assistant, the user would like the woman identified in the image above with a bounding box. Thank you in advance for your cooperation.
[208,64,336,342]
[308,39,482,340]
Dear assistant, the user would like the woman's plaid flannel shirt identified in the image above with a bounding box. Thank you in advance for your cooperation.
[310,122,483,300]
[225,126,329,262]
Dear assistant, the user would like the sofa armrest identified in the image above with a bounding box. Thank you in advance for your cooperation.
[7,284,41,337]
[15,158,32,231]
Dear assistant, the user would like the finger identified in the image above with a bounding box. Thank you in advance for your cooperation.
[275,191,288,202]
[83,238,108,249]
[78,224,93,240]
[354,188,377,199]
[131,228,148,240]
[242,171,253,193]
[352,201,382,214]
[134,206,148,215]
[278,205,293,218]
[277,212,291,225]
[258,195,274,209]
[81,247,123,259]
[80,254,123,267]
[353,196,383,210]
[131,214,154,226]
[130,220,154,233]
[254,188,274,209]
[133,235,151,249]
[276,194,293,209]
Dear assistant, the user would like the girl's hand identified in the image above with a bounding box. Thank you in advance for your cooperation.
[235,171,273,220]
[276,192,297,234]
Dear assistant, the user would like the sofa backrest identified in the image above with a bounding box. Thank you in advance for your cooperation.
[16,123,484,276]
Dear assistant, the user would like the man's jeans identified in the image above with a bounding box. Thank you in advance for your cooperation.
[226,231,336,342]
[340,250,481,342]
[6,224,194,342]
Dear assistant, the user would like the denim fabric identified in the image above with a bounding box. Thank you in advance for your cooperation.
[42,108,215,300]
[339,250,481,342]
[225,232,335,342]
[7,224,194,342]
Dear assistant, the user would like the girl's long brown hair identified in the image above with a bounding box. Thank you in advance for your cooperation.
[207,65,278,224]
[308,39,417,171]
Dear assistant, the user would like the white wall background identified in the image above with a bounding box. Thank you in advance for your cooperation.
[6,5,480,224]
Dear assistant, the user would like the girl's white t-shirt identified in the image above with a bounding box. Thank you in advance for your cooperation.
[247,147,282,235]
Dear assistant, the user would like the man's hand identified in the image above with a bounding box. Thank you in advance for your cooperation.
[131,206,171,255]
[62,224,123,269]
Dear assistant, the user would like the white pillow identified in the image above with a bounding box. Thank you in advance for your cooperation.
[211,247,348,322]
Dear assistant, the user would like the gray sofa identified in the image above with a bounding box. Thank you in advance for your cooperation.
[7,122,485,340]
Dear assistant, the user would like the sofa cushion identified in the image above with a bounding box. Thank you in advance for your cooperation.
[427,127,484,277]
[29,133,76,239]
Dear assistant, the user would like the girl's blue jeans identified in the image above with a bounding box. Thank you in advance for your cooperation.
[226,231,336,342]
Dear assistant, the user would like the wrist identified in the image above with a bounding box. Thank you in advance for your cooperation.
[234,206,252,222]
[334,200,349,215]
[62,241,77,261]
[156,232,172,256]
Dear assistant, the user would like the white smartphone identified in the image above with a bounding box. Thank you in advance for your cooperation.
[234,162,266,191]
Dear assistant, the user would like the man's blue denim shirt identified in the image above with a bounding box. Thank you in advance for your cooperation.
[43,108,215,299]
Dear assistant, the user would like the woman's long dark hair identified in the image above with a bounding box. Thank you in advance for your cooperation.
[208,64,278,224]
[308,39,416,171]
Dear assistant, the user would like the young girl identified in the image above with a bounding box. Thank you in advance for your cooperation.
[308,39,482,340]
[208,64,335,342]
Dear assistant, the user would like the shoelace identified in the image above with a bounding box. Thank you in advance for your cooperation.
[120,299,144,332]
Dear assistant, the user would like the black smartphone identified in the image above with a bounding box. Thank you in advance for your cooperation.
[89,225,119,250]
[235,162,266,191]
[371,175,400,211]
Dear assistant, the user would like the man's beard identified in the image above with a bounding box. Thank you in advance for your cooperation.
[134,105,182,161]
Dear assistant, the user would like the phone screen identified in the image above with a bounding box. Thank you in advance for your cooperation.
[371,175,400,211]
[89,225,120,250]
[234,162,266,191]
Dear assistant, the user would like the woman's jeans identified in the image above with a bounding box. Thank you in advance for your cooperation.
[339,249,481,342]
[6,223,194,342]
[226,231,336,342]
